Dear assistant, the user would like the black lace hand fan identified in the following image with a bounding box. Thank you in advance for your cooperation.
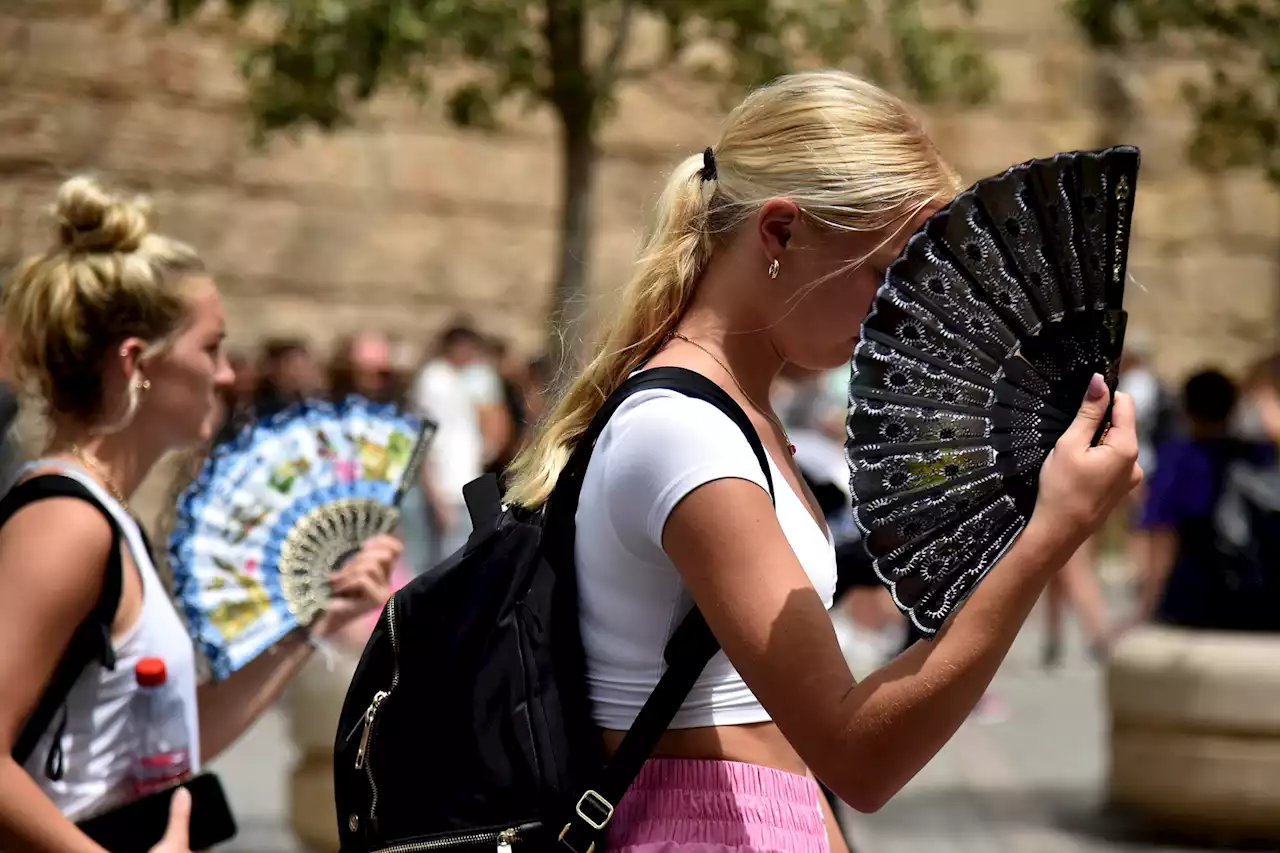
[846,146,1139,637]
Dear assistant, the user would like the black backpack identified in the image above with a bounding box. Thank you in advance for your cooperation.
[333,367,775,853]
[1148,385,1182,449]
[1207,442,1280,631]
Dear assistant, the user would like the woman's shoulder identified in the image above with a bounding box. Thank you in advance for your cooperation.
[0,484,115,620]
[1,481,115,549]
[602,388,764,458]
[4,463,116,539]
[588,388,772,545]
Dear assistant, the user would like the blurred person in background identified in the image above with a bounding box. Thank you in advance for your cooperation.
[323,333,417,644]
[471,340,515,468]
[484,336,530,481]
[276,332,416,853]
[406,321,508,570]
[1123,368,1276,632]
[327,332,398,405]
[224,350,257,415]
[0,175,398,853]
[1235,353,1280,445]
[212,350,256,445]
[1040,541,1112,667]
[1118,338,1167,476]
[1040,342,1175,666]
[1105,339,1178,590]
[253,337,321,417]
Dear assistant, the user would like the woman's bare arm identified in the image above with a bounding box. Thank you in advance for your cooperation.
[663,481,1069,810]
[197,631,315,764]
[0,500,114,853]
[662,384,1140,812]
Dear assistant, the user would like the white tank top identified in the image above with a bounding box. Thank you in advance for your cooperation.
[19,462,201,822]
[575,389,838,730]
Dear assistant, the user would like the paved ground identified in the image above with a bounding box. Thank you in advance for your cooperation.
[837,613,1259,853]
[212,590,1262,853]
[211,709,304,853]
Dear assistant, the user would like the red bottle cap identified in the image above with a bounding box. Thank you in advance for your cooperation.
[135,657,167,687]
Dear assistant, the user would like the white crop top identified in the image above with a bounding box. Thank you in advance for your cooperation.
[20,462,201,822]
[575,387,838,731]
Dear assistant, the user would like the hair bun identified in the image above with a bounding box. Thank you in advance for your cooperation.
[53,175,152,254]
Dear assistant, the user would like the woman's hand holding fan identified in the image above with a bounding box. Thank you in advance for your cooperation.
[169,395,434,680]
[308,533,402,641]
[848,146,1144,636]
[1034,373,1143,543]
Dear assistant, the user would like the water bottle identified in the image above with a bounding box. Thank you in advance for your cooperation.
[130,657,191,797]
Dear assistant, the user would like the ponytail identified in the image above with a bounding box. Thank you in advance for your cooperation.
[505,69,960,508]
[504,154,713,507]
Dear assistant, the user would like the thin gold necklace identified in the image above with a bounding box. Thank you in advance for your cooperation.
[67,446,130,509]
[670,332,796,455]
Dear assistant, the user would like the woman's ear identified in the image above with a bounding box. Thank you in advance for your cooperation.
[755,199,801,263]
[115,338,148,385]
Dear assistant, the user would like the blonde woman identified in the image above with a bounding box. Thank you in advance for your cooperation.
[505,70,1142,853]
[0,177,400,853]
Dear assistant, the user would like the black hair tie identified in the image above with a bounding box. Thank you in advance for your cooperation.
[700,147,717,183]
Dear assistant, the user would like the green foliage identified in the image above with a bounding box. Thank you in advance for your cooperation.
[168,0,995,139]
[1070,0,1280,184]
[169,0,996,360]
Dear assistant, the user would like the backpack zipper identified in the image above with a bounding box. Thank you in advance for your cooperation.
[359,597,401,826]
[354,691,388,770]
[375,827,520,853]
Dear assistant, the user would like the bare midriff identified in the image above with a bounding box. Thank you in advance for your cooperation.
[602,721,807,777]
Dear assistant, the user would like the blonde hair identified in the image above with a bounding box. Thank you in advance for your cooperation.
[506,70,962,508]
[2,176,205,425]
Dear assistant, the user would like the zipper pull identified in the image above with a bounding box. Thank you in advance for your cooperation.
[354,690,389,770]
[496,828,516,852]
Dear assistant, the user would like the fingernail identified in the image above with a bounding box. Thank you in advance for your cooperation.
[1087,373,1107,402]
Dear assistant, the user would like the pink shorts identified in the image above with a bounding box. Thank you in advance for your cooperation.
[604,758,830,853]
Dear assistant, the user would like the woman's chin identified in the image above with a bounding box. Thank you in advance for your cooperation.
[184,418,220,450]
[798,338,861,372]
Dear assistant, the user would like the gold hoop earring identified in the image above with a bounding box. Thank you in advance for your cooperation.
[768,258,780,280]
[92,385,141,437]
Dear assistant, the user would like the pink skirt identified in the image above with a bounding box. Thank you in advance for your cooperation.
[604,758,830,853]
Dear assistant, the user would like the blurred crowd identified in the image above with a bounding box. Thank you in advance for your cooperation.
[217,322,1280,668]
[214,319,554,576]
[205,307,1280,695]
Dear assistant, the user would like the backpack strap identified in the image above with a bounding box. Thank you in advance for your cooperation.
[5,475,125,779]
[547,367,776,853]
[462,473,504,548]
[544,367,775,564]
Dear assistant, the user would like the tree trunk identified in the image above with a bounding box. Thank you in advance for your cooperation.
[542,0,595,380]
[1092,46,1133,146]
[545,113,597,377]
[1275,199,1280,347]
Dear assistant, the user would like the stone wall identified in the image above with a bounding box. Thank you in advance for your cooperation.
[1,0,1276,382]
